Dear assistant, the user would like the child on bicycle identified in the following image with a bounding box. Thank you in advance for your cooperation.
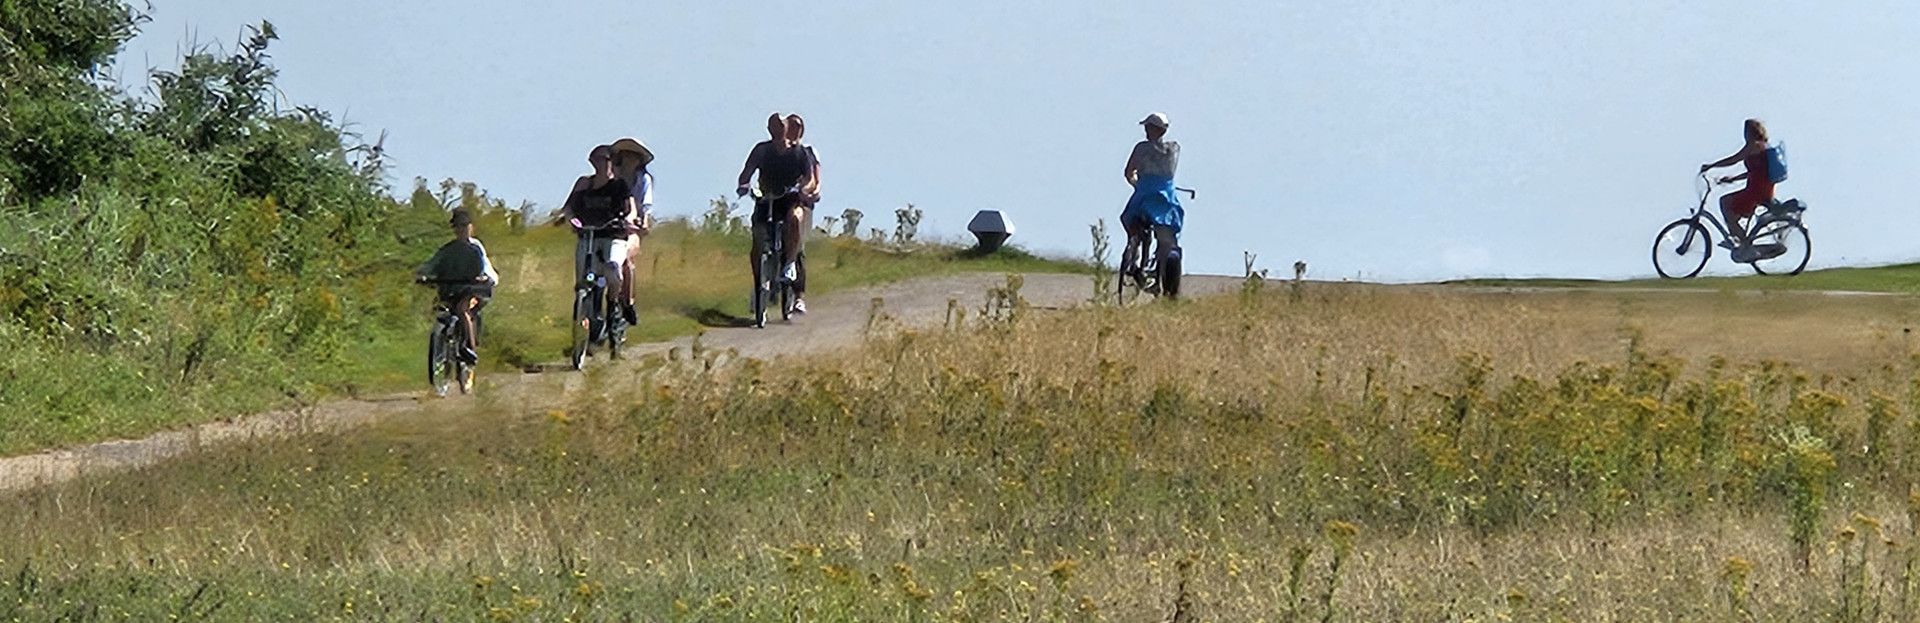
[416,209,500,364]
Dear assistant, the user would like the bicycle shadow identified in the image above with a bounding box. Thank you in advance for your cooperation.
[679,305,756,329]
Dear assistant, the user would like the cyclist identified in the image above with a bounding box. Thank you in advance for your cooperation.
[553,144,636,338]
[1699,118,1774,248]
[415,209,499,364]
[1120,112,1182,285]
[784,114,821,314]
[610,137,654,325]
[734,113,813,304]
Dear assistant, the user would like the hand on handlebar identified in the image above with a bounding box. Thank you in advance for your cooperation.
[735,185,750,198]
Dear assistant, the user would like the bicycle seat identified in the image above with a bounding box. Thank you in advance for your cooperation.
[1767,198,1807,213]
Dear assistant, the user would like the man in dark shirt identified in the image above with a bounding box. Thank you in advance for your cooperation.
[734,113,813,310]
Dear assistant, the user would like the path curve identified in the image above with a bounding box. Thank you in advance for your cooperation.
[0,273,1240,493]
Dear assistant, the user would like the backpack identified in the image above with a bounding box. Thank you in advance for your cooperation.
[1765,142,1788,184]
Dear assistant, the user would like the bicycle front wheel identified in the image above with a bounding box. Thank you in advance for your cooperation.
[605,293,624,360]
[427,323,454,397]
[1651,219,1712,279]
[1749,221,1811,276]
[570,291,591,370]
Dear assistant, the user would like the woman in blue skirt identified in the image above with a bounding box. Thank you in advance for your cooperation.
[1121,112,1182,284]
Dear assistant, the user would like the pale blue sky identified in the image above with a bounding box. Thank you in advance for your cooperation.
[119,1,1917,280]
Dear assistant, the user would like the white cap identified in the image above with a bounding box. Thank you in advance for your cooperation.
[1139,112,1170,129]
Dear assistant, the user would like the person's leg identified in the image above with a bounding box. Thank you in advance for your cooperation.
[793,205,813,295]
[1720,191,1756,244]
[620,233,640,323]
[1120,220,1145,279]
[783,204,807,266]
[1153,225,1178,294]
[601,239,627,324]
[452,294,477,361]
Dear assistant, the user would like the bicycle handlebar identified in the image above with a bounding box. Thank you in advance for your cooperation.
[415,276,490,285]
[569,218,624,232]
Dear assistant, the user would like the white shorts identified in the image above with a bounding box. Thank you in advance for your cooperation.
[575,236,631,286]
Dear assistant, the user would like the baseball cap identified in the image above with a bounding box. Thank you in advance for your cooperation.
[449,209,474,226]
[1139,112,1170,129]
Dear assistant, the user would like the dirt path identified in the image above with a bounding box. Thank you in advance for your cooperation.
[0,272,1241,493]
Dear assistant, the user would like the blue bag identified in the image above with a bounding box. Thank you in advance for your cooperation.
[1765,143,1788,184]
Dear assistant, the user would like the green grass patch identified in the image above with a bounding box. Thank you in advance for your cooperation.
[1451,261,1920,293]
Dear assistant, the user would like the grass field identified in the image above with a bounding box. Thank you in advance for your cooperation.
[7,283,1920,620]
[0,212,1081,458]
[1452,261,1920,293]
[333,213,1086,394]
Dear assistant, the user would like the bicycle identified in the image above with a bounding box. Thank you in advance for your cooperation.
[1651,173,1811,279]
[1117,187,1196,304]
[749,185,802,328]
[416,277,486,396]
[569,218,627,370]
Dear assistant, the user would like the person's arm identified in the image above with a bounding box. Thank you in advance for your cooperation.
[472,240,500,286]
[632,173,654,231]
[550,176,590,226]
[1702,140,1764,172]
[804,147,822,195]
[417,244,448,280]
[1123,143,1144,186]
[736,143,765,195]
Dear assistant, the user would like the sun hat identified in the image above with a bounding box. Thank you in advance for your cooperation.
[609,137,654,166]
[1139,112,1170,129]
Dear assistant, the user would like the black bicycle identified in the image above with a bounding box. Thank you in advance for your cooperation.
[749,186,802,328]
[416,277,485,396]
[1651,173,1811,279]
[1117,187,1195,304]
[570,218,626,370]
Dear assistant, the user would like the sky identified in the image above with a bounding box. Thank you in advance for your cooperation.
[116,1,1920,281]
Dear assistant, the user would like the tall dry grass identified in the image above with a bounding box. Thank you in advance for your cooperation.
[4,285,1920,620]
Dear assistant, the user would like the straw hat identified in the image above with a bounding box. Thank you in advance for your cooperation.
[609,137,654,166]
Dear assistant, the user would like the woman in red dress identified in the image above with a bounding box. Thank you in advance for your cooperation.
[1700,118,1774,247]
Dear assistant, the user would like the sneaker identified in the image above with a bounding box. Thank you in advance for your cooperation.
[780,262,798,283]
[458,346,479,365]
[792,297,808,315]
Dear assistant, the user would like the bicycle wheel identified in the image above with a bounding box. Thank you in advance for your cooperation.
[427,321,454,397]
[1160,247,1183,299]
[752,236,773,329]
[605,291,624,360]
[1651,219,1712,279]
[454,319,473,394]
[1749,220,1811,276]
[570,290,590,370]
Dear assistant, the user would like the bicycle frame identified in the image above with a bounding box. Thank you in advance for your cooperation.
[749,186,801,326]
[1677,173,1802,249]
